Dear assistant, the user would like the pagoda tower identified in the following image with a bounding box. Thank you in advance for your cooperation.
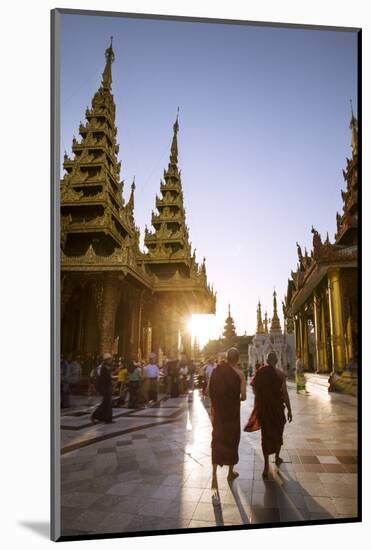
[61,37,139,258]
[143,113,216,358]
[270,290,282,333]
[335,103,358,247]
[60,39,149,357]
[144,113,192,268]
[256,301,265,335]
[223,304,237,340]
[59,41,216,360]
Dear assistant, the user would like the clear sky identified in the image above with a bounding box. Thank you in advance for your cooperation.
[60,13,358,340]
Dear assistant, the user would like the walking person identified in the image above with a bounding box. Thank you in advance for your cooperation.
[179,360,189,395]
[202,356,216,398]
[145,352,160,403]
[127,360,142,408]
[208,348,246,490]
[117,359,128,406]
[295,353,308,393]
[139,359,150,405]
[87,359,99,406]
[188,360,195,401]
[91,353,114,424]
[162,358,169,396]
[168,359,180,398]
[253,350,292,479]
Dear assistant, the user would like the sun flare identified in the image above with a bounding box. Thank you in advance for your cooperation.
[188,314,218,349]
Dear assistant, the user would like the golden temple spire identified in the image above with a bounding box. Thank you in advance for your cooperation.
[270,290,282,332]
[256,301,265,334]
[170,108,179,166]
[127,176,135,210]
[264,311,269,334]
[349,99,358,157]
[101,36,115,90]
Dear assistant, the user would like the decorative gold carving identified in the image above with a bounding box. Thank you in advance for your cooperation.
[91,279,104,321]
[60,187,84,202]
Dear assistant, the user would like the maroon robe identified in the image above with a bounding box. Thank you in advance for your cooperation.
[209,362,241,466]
[253,365,286,455]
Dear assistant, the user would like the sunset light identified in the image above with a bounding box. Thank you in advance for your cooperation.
[188,314,219,349]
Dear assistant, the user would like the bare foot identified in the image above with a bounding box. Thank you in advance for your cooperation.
[227,471,239,481]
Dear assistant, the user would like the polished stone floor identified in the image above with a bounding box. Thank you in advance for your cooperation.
[60,382,358,536]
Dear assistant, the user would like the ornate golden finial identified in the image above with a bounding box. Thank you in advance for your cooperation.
[349,99,358,156]
[228,303,231,318]
[127,176,135,211]
[256,300,265,335]
[270,289,282,332]
[170,110,179,165]
[102,36,115,89]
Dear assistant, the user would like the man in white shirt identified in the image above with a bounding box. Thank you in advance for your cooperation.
[202,357,216,397]
[145,352,160,403]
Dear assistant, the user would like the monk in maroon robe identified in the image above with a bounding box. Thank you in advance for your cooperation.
[209,348,246,490]
[253,350,292,478]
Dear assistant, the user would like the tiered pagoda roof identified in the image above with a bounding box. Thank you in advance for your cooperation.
[60,40,216,312]
[61,38,141,262]
[335,104,358,246]
[284,108,358,315]
[144,113,192,264]
[270,290,282,333]
[223,304,237,340]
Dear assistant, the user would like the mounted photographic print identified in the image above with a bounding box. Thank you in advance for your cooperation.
[51,8,361,542]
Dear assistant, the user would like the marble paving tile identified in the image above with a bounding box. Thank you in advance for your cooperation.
[332,497,358,516]
[304,496,337,515]
[60,387,358,536]
[138,498,175,517]
[192,502,219,522]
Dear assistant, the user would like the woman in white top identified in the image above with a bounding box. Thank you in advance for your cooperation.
[179,362,189,395]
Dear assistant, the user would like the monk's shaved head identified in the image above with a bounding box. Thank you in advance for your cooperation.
[227,347,239,365]
[267,351,278,366]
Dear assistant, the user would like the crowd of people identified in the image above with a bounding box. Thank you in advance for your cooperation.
[61,346,298,482]
[60,351,198,418]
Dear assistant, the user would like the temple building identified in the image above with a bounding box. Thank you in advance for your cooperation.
[283,109,358,393]
[60,40,215,362]
[248,293,295,373]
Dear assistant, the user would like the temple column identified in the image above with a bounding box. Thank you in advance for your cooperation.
[313,292,323,372]
[345,315,354,363]
[295,316,302,357]
[328,268,346,372]
[136,292,144,361]
[129,299,137,358]
[99,273,120,355]
[301,311,310,371]
[320,289,330,372]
